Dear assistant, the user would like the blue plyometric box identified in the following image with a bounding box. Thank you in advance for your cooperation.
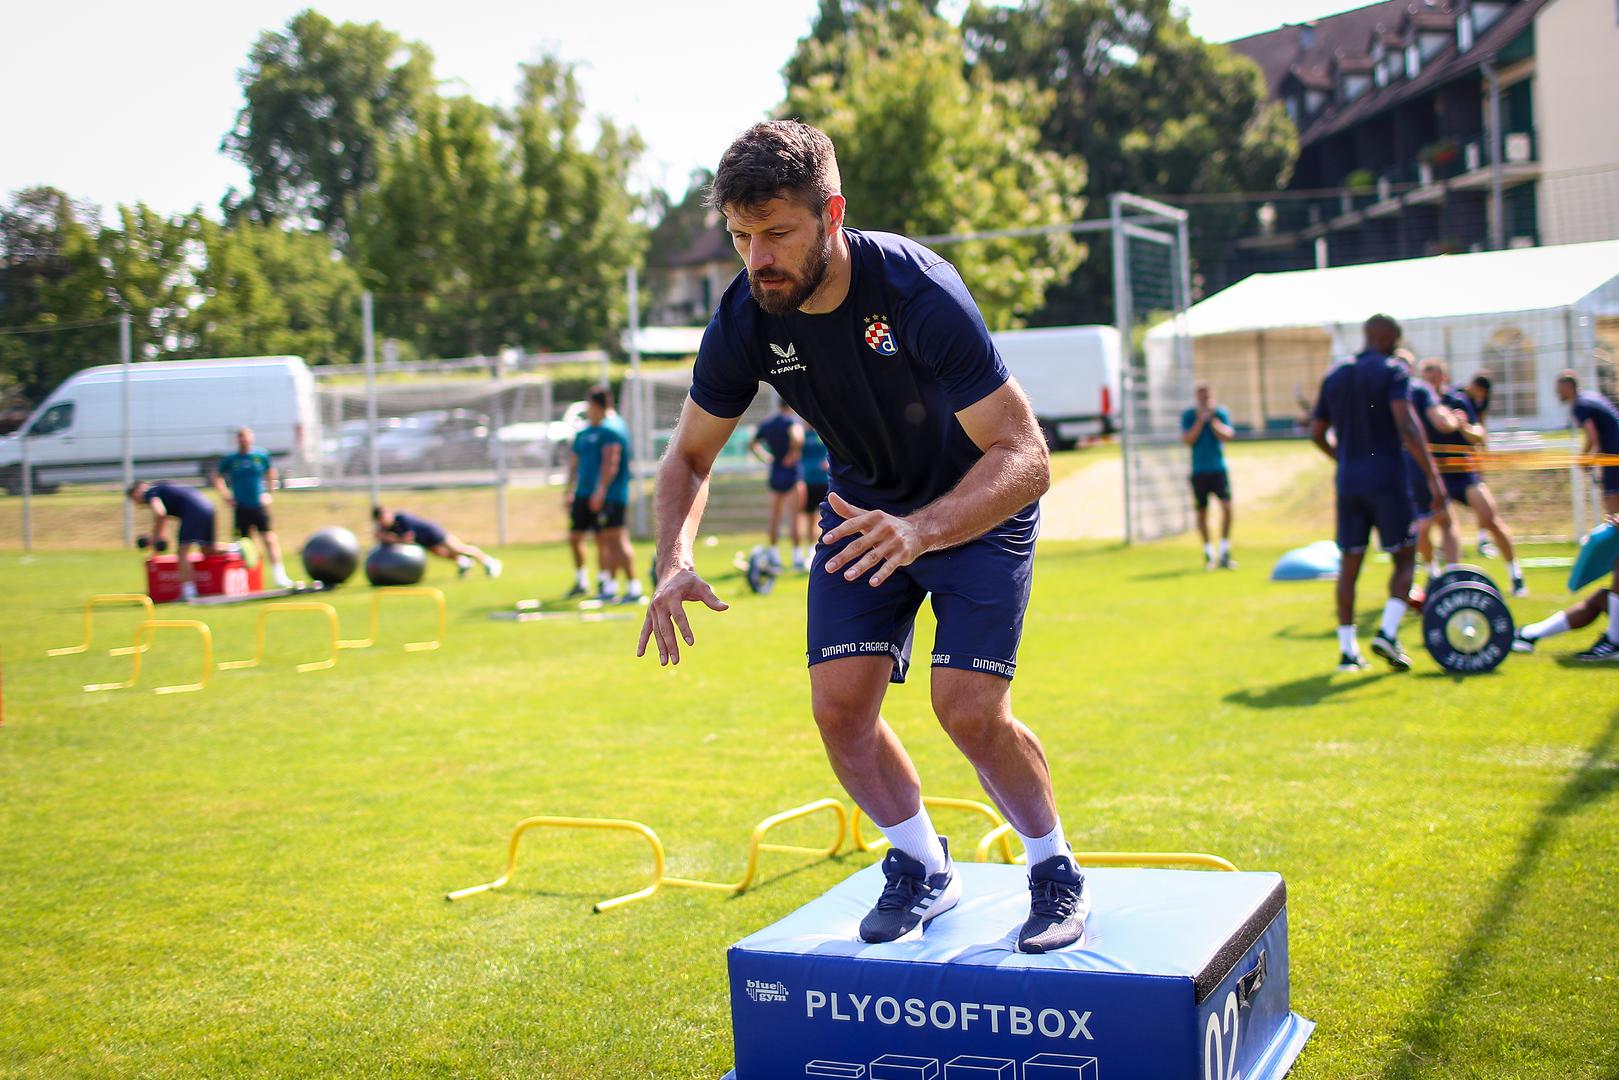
[723,863,1312,1080]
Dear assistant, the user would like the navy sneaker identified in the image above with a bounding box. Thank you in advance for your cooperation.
[1337,651,1370,672]
[1018,853,1091,954]
[858,839,960,944]
[1511,630,1536,654]
[1370,631,1411,672]
[1573,636,1619,662]
[565,582,588,599]
[1511,576,1528,598]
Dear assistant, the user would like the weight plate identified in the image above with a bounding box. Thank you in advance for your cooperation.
[746,548,777,595]
[1429,563,1499,598]
[1422,580,1514,673]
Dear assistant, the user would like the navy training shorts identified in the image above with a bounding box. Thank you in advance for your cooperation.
[806,506,1035,683]
[1190,470,1231,510]
[769,464,800,494]
[1602,463,1619,496]
[1337,487,1416,554]
[176,509,215,547]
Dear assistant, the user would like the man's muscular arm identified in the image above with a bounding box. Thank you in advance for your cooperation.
[637,398,739,665]
[823,379,1049,587]
[1394,398,1445,502]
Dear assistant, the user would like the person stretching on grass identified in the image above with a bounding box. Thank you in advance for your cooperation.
[372,506,501,578]
[639,120,1086,952]
[1310,315,1446,673]
[1513,522,1619,662]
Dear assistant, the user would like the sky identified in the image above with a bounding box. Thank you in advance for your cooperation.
[0,0,1361,220]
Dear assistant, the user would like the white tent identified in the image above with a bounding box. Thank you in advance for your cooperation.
[1146,239,1619,431]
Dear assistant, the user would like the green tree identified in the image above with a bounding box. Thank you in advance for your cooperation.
[187,220,362,364]
[785,0,1084,328]
[0,188,116,402]
[351,56,644,357]
[962,0,1297,321]
[223,8,435,240]
[98,204,199,360]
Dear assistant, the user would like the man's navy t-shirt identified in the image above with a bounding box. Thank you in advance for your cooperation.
[144,483,212,521]
[691,229,1029,530]
[1311,350,1412,495]
[1571,390,1619,453]
[755,414,797,464]
[390,510,445,547]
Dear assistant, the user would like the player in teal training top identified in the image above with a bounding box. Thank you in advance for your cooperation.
[566,387,643,602]
[1180,383,1235,570]
[212,427,294,587]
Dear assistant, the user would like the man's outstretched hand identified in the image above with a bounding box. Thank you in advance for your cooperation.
[637,567,729,666]
[821,491,927,588]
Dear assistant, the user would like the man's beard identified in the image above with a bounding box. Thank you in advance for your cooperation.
[749,224,832,316]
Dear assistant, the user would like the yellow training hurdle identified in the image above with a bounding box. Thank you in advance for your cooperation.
[84,620,214,695]
[217,602,340,673]
[850,796,1017,863]
[339,587,446,652]
[49,594,154,657]
[446,799,848,913]
[973,821,1238,871]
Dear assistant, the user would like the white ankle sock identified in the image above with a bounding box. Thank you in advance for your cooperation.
[876,805,947,876]
[1338,625,1358,655]
[1508,559,1522,579]
[1523,611,1569,641]
[1218,539,1230,557]
[1608,594,1619,644]
[1018,818,1069,867]
[575,568,588,588]
[1379,598,1407,639]
[1203,544,1213,560]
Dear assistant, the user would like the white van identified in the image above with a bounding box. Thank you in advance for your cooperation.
[992,325,1121,449]
[0,356,318,493]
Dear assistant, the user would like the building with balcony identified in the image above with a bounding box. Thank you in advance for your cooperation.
[1226,0,1619,281]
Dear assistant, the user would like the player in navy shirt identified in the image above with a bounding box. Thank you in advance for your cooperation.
[1412,358,1527,595]
[126,480,220,601]
[372,506,501,578]
[1310,315,1446,672]
[1557,370,1619,514]
[749,403,805,566]
[638,120,1085,953]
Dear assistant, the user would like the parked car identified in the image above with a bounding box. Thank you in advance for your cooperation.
[0,356,317,494]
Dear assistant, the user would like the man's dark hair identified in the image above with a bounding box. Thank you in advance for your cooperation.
[588,386,613,410]
[706,120,841,214]
[126,481,145,498]
[371,505,385,522]
[1365,313,1401,338]
[1470,373,1492,392]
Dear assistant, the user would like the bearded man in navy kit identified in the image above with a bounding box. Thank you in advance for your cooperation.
[637,120,1086,952]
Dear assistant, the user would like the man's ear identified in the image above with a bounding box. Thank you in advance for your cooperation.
[824,193,846,232]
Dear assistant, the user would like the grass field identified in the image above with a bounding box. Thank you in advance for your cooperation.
[2,443,1616,1078]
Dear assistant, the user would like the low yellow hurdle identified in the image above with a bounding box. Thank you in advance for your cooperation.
[972,822,1238,872]
[339,587,446,652]
[84,620,213,695]
[446,799,848,913]
[851,796,1017,863]
[49,594,155,657]
[217,602,340,673]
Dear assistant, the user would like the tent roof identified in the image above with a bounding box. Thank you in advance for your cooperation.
[1156,239,1619,338]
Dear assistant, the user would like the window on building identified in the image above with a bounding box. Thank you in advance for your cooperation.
[1482,328,1539,420]
[28,402,73,436]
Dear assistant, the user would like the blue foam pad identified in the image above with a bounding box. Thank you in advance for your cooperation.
[1569,522,1618,592]
[725,863,1312,1080]
[1271,541,1340,582]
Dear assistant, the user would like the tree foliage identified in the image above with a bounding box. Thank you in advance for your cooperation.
[351,56,645,356]
[223,9,435,239]
[784,0,1085,329]
[963,0,1297,321]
